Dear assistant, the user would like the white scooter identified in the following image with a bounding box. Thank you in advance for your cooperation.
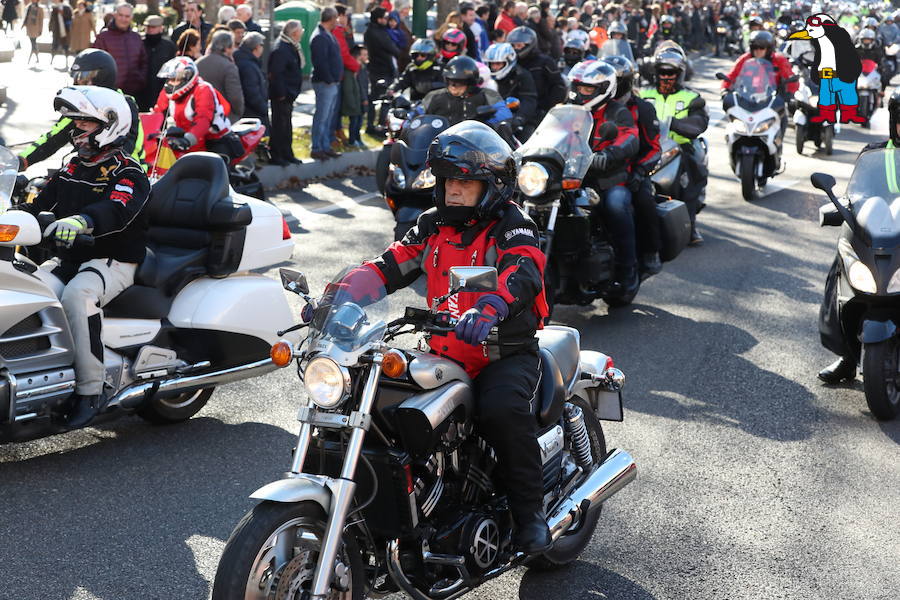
[717,58,795,201]
[857,58,882,128]
[0,147,300,443]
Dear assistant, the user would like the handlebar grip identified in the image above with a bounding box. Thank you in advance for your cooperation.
[74,234,95,247]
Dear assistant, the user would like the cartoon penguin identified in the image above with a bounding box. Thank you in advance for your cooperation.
[789,13,863,124]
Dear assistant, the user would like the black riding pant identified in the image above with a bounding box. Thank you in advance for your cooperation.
[631,176,661,254]
[270,97,295,162]
[473,351,543,521]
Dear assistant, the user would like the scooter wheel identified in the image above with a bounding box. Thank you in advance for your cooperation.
[863,341,900,420]
[823,127,834,156]
[795,125,806,155]
[740,153,757,201]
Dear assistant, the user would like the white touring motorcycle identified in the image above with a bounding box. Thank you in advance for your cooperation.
[0,147,298,443]
[212,266,636,600]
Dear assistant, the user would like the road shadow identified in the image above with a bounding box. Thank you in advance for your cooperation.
[878,418,900,445]
[518,561,657,600]
[0,417,297,599]
[559,304,824,442]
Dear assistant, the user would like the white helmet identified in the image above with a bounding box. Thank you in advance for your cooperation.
[565,28,591,51]
[53,86,131,157]
[484,42,518,80]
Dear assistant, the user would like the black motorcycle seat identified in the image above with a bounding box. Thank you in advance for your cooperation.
[536,326,580,391]
[536,348,566,428]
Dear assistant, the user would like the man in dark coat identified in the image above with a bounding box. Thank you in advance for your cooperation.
[310,7,343,159]
[234,32,269,130]
[268,19,304,166]
[138,15,175,111]
[172,0,212,52]
[236,3,262,34]
[363,7,399,133]
[93,3,147,98]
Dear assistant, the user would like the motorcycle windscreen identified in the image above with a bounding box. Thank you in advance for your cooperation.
[847,148,900,247]
[733,58,777,112]
[515,105,594,180]
[598,38,635,63]
[307,266,393,354]
[0,145,17,212]
[401,114,450,150]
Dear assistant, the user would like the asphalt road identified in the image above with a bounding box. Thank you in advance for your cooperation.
[2,54,899,600]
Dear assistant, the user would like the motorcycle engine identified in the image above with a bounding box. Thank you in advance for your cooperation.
[576,240,614,289]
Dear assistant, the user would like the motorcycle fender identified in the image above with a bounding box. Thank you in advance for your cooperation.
[860,319,898,344]
[250,476,332,511]
[572,350,624,422]
[395,205,424,224]
[739,145,760,155]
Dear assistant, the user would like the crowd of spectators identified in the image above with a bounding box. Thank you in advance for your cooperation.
[4,0,749,164]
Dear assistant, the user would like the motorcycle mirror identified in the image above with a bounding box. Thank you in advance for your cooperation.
[448,266,499,294]
[819,204,843,227]
[392,95,412,110]
[279,268,310,295]
[391,108,409,120]
[598,122,618,142]
[810,172,836,193]
[715,72,730,82]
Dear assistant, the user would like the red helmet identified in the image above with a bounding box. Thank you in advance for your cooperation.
[441,28,467,60]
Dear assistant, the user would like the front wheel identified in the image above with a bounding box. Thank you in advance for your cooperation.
[862,340,900,420]
[212,501,365,600]
[528,396,607,570]
[740,153,756,201]
[375,147,391,195]
[136,388,214,424]
[822,126,834,156]
[795,125,806,155]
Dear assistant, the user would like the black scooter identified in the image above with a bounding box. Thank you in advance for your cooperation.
[813,159,900,421]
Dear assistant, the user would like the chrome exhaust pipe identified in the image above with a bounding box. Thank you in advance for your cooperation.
[548,448,636,541]
[105,358,278,412]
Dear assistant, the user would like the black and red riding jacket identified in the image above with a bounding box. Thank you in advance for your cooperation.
[365,201,549,378]
[588,99,640,189]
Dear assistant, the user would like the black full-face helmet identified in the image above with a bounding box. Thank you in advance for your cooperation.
[70,49,118,89]
[601,54,636,100]
[889,88,900,146]
[427,121,517,226]
[508,26,539,59]
[442,55,481,93]
[749,30,775,57]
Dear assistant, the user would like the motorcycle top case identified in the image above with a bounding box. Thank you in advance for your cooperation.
[656,198,690,262]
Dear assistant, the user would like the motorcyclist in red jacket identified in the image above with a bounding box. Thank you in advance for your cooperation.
[339,121,552,554]
[721,30,799,96]
[151,56,241,157]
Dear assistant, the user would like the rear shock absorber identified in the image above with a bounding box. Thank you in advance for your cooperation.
[564,403,593,469]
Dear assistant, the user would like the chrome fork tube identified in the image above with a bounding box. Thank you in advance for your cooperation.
[310,357,382,599]
[288,420,314,475]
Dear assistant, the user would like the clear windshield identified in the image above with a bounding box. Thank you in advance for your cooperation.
[733,58,777,111]
[307,266,394,354]
[847,149,900,247]
[516,105,594,179]
[0,146,18,212]
[598,38,635,63]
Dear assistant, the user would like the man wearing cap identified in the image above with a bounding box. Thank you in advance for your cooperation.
[138,14,176,111]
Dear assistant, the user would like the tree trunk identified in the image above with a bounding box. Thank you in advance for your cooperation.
[436,0,455,27]
[146,0,159,16]
[205,0,222,26]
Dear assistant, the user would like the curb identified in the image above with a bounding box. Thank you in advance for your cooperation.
[258,148,381,190]
[0,86,5,106]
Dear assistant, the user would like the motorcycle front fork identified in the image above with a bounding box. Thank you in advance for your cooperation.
[287,357,384,599]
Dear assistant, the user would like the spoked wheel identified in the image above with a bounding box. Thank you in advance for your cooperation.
[740,153,757,201]
[862,340,900,420]
[822,126,834,155]
[528,397,607,570]
[795,125,806,155]
[137,388,214,424]
[212,501,365,600]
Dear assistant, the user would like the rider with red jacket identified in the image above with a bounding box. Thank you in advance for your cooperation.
[152,56,241,157]
[337,121,552,554]
[721,30,799,96]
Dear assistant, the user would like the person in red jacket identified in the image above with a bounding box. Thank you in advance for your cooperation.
[92,2,147,98]
[152,56,236,156]
[336,120,552,554]
[721,30,798,96]
[569,59,641,295]
[495,0,517,35]
[333,4,359,146]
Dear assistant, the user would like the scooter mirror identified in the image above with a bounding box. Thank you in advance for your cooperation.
[279,268,310,295]
[819,204,843,227]
[810,172,836,193]
[448,266,498,294]
[598,122,618,142]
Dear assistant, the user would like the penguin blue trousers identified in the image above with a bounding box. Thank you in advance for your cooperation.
[819,78,858,106]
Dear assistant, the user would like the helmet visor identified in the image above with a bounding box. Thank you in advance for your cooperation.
[71,68,100,86]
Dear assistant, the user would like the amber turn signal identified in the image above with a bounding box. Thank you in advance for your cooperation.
[0,225,20,242]
[561,179,581,190]
[381,349,408,379]
[385,196,397,211]
[270,341,294,367]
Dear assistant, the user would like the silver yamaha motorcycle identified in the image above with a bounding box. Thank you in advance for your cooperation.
[212,265,636,599]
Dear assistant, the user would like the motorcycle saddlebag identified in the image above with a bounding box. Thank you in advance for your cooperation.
[656,198,691,262]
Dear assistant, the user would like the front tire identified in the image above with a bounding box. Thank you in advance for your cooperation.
[528,397,607,570]
[375,147,391,195]
[862,340,900,420]
[795,125,806,155]
[822,126,834,155]
[136,388,214,424]
[212,501,365,600]
[740,153,756,201]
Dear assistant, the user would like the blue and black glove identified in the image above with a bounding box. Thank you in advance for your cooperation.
[455,294,509,346]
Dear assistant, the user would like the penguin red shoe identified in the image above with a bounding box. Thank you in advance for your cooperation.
[839,105,867,124]
[811,104,837,123]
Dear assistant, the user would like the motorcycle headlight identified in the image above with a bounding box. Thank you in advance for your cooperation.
[888,268,900,293]
[518,162,549,197]
[729,116,748,134]
[411,167,436,190]
[304,357,350,409]
[752,117,777,134]
[658,145,680,168]
[848,261,877,294]
[392,165,407,187]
